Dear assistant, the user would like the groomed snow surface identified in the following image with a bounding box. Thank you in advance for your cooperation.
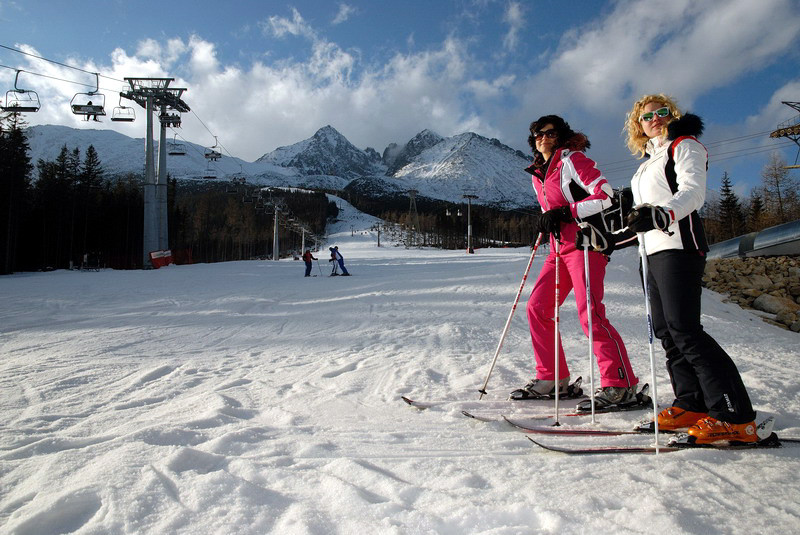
[2,197,800,534]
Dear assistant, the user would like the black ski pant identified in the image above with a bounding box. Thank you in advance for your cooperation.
[643,250,756,424]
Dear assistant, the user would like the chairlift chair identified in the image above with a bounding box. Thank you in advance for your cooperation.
[167,133,186,156]
[202,161,218,180]
[110,92,135,122]
[70,73,105,120]
[205,135,221,161]
[1,70,40,113]
[110,106,135,122]
[160,112,181,127]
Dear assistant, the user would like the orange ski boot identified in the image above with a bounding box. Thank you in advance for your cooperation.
[687,417,758,444]
[657,406,708,431]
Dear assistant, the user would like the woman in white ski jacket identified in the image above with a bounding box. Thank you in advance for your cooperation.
[581,94,757,445]
[512,114,640,411]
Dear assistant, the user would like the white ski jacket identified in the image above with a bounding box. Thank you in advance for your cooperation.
[630,114,709,255]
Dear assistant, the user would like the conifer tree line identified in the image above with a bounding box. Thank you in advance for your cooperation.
[702,152,800,244]
[0,116,334,274]
[2,114,798,274]
[341,191,540,249]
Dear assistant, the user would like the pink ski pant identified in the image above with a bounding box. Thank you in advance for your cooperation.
[526,248,638,388]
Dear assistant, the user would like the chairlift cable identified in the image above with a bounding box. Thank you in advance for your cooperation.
[0,63,117,92]
[0,43,125,83]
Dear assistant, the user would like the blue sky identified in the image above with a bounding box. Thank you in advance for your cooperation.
[2,0,800,197]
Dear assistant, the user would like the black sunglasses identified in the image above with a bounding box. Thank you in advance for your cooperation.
[532,129,558,139]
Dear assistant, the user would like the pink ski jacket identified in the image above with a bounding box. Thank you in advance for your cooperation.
[526,137,614,252]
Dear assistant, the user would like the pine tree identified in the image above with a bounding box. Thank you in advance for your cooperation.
[79,145,105,263]
[718,171,745,240]
[0,113,33,274]
[747,190,765,232]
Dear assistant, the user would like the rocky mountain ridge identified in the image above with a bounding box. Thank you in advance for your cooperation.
[23,124,537,209]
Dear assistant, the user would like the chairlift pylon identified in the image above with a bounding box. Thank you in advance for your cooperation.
[71,73,105,120]
[205,136,221,161]
[1,70,40,113]
[110,89,135,122]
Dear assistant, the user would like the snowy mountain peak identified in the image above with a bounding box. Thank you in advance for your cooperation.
[256,125,381,178]
[312,125,347,147]
[391,130,536,209]
[384,129,444,175]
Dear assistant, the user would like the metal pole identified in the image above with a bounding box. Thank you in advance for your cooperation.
[478,233,544,399]
[463,194,478,253]
[638,236,660,453]
[142,95,157,268]
[553,237,561,426]
[272,211,279,261]
[584,247,596,424]
[156,106,169,251]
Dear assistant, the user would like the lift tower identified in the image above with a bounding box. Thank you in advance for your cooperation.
[770,101,800,169]
[121,78,190,267]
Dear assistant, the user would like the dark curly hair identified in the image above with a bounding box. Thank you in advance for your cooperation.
[528,115,591,168]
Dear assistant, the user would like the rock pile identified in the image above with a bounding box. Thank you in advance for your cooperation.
[703,256,800,332]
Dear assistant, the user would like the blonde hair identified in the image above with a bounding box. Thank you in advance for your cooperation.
[624,94,682,158]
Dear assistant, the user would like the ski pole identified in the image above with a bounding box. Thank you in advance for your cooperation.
[584,242,596,424]
[638,235,660,453]
[553,236,561,426]
[478,233,544,399]
[316,258,323,276]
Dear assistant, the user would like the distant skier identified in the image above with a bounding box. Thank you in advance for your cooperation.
[329,246,350,276]
[328,247,339,276]
[302,249,317,277]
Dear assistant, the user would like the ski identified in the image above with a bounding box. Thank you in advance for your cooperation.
[528,437,680,455]
[462,410,552,423]
[401,397,526,410]
[528,417,792,455]
[502,415,641,436]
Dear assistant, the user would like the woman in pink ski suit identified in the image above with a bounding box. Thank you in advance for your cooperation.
[514,115,640,410]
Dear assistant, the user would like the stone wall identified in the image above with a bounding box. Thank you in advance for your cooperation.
[703,256,800,332]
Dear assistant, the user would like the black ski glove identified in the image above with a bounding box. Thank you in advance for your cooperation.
[626,204,671,233]
[538,206,572,236]
[575,223,615,254]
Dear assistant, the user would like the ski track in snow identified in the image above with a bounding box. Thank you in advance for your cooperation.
[2,196,800,534]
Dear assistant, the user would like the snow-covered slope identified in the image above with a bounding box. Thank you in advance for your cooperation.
[390,132,536,209]
[2,200,800,534]
[24,124,296,183]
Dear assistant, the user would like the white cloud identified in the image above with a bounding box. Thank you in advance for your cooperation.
[502,1,524,51]
[262,8,316,40]
[517,0,800,115]
[9,0,800,186]
[332,3,356,25]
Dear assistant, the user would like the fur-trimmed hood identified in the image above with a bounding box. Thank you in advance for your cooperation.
[667,113,704,140]
[563,132,591,152]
